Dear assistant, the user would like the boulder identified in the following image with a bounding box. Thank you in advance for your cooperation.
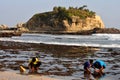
[0,24,8,30]
[16,23,29,32]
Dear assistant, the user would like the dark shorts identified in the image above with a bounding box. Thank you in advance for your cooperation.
[29,61,41,69]
[36,61,41,67]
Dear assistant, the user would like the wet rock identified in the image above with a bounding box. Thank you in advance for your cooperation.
[0,41,120,80]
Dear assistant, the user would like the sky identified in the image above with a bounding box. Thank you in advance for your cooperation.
[0,0,120,29]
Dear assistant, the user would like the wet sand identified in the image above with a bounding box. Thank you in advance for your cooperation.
[0,71,59,80]
[0,41,120,80]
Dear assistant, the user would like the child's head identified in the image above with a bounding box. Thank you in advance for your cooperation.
[32,57,36,62]
[89,59,93,64]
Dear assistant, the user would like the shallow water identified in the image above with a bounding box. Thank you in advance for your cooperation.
[0,48,120,80]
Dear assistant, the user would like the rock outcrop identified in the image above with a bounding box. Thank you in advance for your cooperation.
[0,31,21,37]
[16,23,29,32]
[0,24,8,30]
[0,24,22,37]
[23,14,105,33]
[63,15,105,32]
[22,7,105,33]
[94,28,120,34]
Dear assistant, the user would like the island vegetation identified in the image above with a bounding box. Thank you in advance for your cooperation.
[41,5,95,21]
[29,5,96,28]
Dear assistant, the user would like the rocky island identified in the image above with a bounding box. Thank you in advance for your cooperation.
[22,6,105,33]
[0,5,120,37]
[18,6,119,34]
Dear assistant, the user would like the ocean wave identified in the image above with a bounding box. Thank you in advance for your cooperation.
[0,33,120,48]
[92,33,120,41]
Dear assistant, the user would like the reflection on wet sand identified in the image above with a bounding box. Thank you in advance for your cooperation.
[92,72,106,80]
[84,71,93,80]
[84,71,106,80]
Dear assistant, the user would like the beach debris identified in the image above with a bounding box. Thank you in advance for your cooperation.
[19,65,26,73]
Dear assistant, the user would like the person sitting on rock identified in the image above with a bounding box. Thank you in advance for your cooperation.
[28,57,41,73]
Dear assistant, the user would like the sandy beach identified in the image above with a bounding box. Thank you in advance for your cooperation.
[0,71,60,80]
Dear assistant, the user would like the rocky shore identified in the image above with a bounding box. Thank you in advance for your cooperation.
[0,27,120,37]
[0,41,99,75]
[0,41,120,80]
[0,31,21,37]
[35,28,120,35]
[0,25,22,37]
[0,41,98,57]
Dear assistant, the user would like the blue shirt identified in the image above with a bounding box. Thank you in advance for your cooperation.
[93,60,106,68]
[84,61,90,69]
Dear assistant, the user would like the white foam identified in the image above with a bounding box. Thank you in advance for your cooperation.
[0,33,120,48]
[92,33,120,40]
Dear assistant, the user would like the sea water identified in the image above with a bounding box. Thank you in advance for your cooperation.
[0,33,120,48]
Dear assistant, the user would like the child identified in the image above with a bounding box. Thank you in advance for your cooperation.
[92,60,106,74]
[84,59,93,73]
[28,57,41,73]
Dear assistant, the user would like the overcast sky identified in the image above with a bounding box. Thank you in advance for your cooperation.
[0,0,120,29]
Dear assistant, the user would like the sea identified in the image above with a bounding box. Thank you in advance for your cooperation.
[0,33,120,48]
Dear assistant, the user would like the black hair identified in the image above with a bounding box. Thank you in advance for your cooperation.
[89,59,93,64]
[94,62,101,69]
[32,57,36,62]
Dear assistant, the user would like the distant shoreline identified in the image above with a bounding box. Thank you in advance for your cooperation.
[0,28,120,37]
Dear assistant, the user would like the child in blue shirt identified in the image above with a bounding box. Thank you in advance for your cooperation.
[92,60,106,73]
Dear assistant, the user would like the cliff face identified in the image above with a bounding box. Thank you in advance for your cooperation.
[63,15,105,32]
[23,14,105,33]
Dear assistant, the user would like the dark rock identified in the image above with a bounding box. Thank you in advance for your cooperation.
[94,28,120,34]
[0,31,21,37]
